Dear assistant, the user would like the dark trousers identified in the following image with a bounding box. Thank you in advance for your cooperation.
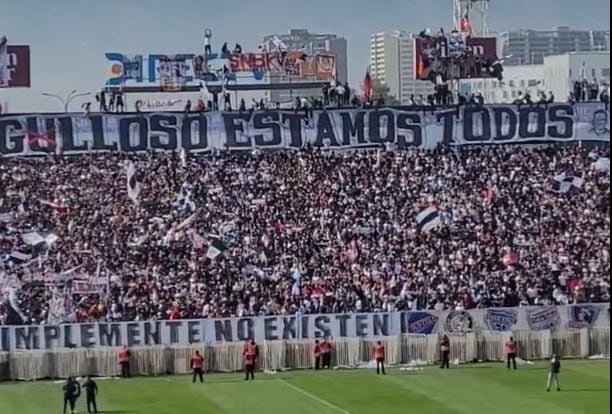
[86,396,98,413]
[440,351,450,369]
[193,368,204,383]
[507,353,517,370]
[314,356,321,370]
[376,358,386,375]
[63,396,76,414]
[245,363,255,380]
[120,361,130,378]
[322,353,331,368]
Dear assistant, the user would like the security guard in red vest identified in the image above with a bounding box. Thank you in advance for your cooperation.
[505,337,517,370]
[374,341,386,375]
[321,338,332,369]
[243,340,259,380]
[116,345,130,378]
[191,350,205,383]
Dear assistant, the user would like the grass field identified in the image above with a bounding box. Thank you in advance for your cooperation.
[0,360,608,414]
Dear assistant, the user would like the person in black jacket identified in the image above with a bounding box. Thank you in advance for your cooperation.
[62,377,81,414]
[439,335,450,369]
[82,375,99,413]
[546,355,561,392]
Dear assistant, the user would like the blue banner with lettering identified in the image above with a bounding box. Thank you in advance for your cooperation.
[0,103,609,157]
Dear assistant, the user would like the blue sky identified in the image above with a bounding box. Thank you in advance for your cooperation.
[1,0,610,112]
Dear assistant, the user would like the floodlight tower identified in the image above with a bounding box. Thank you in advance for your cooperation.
[453,0,491,37]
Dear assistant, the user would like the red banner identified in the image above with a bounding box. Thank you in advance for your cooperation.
[0,45,31,88]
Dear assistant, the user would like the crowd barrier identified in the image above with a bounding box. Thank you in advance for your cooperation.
[0,327,608,381]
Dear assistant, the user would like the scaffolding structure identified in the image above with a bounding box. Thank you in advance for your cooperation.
[453,0,491,37]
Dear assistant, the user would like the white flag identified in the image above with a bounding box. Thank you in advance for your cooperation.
[177,210,199,230]
[0,36,9,87]
[180,148,187,168]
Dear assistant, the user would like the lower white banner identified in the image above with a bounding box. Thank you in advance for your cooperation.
[1,303,609,351]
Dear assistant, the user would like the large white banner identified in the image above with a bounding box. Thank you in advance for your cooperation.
[1,304,608,351]
[0,103,609,156]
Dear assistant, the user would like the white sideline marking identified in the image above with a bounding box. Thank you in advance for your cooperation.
[277,378,352,414]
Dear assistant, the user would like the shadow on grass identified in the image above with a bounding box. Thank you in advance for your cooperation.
[561,388,610,393]
[98,411,137,414]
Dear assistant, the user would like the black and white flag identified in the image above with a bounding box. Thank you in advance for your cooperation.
[552,172,583,194]
[173,182,196,212]
[127,161,143,203]
[416,206,441,233]
[206,240,227,260]
[1,251,32,268]
[5,287,27,325]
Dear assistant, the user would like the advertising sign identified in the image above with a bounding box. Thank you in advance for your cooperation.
[105,51,336,87]
[414,36,497,81]
[0,45,31,88]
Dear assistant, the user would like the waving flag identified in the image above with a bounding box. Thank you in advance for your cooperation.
[551,172,583,194]
[459,12,472,36]
[416,206,441,233]
[187,229,205,250]
[206,240,227,260]
[0,36,8,87]
[291,265,302,296]
[6,287,27,325]
[126,161,142,203]
[180,148,187,168]
[26,129,56,147]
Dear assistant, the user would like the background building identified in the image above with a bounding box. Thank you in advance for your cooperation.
[498,27,610,65]
[261,29,348,104]
[460,51,610,103]
[369,31,433,104]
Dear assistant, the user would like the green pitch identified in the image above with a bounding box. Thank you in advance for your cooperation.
[0,360,608,414]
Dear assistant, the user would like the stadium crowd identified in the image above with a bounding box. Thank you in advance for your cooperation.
[0,144,610,325]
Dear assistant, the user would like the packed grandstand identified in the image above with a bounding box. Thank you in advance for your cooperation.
[0,143,609,325]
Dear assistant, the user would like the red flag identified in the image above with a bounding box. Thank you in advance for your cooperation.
[416,58,424,78]
[363,68,372,101]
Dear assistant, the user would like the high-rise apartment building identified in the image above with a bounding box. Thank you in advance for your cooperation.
[498,26,610,65]
[261,29,348,104]
[369,31,433,104]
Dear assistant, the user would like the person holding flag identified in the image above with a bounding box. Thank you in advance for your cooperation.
[191,350,205,383]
